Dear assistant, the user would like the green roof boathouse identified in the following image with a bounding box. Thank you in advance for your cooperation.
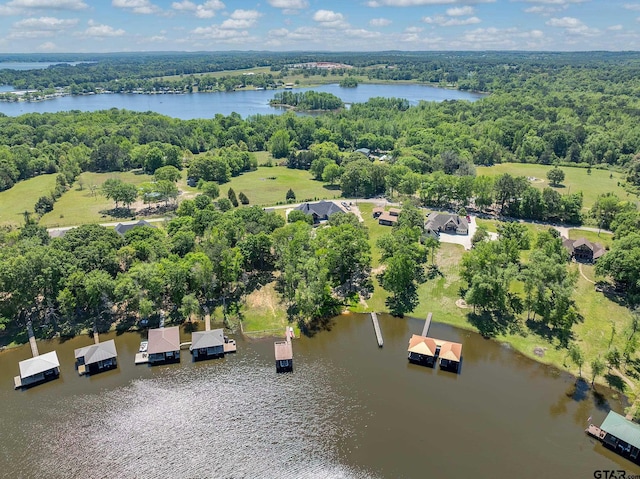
[587,411,640,464]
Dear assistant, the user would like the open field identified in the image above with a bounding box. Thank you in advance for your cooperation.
[158,66,273,81]
[477,163,634,210]
[39,171,154,227]
[220,166,342,207]
[241,281,301,337]
[0,174,57,227]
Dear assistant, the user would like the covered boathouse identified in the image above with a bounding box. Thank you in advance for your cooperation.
[74,339,118,376]
[589,411,640,464]
[190,329,225,361]
[14,351,60,389]
[407,335,438,366]
[274,341,293,372]
[148,326,181,365]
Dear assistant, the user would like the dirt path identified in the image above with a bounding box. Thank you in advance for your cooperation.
[578,263,596,284]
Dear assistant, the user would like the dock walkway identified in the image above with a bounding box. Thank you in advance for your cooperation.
[422,312,432,337]
[371,313,383,347]
[27,321,39,357]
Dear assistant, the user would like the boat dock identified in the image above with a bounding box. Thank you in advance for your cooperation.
[422,312,432,337]
[371,312,383,347]
[27,320,39,357]
[586,424,606,440]
[134,352,149,364]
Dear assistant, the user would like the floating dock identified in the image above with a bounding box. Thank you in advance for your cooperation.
[134,352,149,364]
[371,312,383,347]
[223,339,237,353]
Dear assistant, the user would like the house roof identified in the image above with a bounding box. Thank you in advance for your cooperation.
[148,326,181,354]
[562,237,606,259]
[294,200,343,219]
[114,220,155,236]
[407,335,437,357]
[274,341,293,360]
[191,329,225,350]
[600,411,640,449]
[19,351,60,379]
[439,341,463,362]
[388,208,401,216]
[372,207,384,214]
[378,212,399,223]
[355,148,370,156]
[74,339,117,365]
[425,213,468,231]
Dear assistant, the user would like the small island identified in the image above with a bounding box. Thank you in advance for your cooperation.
[269,90,344,111]
[339,77,358,88]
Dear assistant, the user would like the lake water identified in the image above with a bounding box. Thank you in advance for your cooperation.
[0,313,636,478]
[0,61,93,71]
[0,84,485,120]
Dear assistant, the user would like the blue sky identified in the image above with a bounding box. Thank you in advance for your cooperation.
[0,0,636,53]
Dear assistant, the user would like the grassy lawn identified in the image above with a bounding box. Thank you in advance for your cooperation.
[477,163,634,210]
[240,281,301,337]
[0,174,57,227]
[569,228,614,249]
[222,166,342,207]
[39,171,154,227]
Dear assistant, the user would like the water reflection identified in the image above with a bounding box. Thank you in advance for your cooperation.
[0,314,638,478]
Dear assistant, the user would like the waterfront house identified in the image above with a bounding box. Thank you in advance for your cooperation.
[14,351,60,389]
[562,237,605,263]
[438,341,463,372]
[114,219,155,237]
[190,329,225,361]
[148,326,181,365]
[355,148,371,158]
[274,341,293,372]
[407,334,438,366]
[594,411,640,464]
[425,213,468,235]
[294,200,344,224]
[74,339,118,375]
[378,211,399,226]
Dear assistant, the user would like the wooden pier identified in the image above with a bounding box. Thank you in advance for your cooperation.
[422,312,432,337]
[371,312,383,347]
[27,321,39,357]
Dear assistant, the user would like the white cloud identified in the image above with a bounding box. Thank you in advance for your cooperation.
[268,0,308,8]
[345,28,381,39]
[112,0,161,14]
[520,0,586,4]
[171,0,224,17]
[608,25,623,31]
[190,24,253,42]
[220,9,261,28]
[546,16,599,36]
[368,0,494,6]
[313,9,348,28]
[423,14,480,26]
[171,0,195,10]
[6,0,87,9]
[14,16,77,29]
[404,26,423,33]
[524,5,565,14]
[624,3,640,10]
[446,6,474,15]
[369,17,391,26]
[81,19,125,37]
[39,41,56,50]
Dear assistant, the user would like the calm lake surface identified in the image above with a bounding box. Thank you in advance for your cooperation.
[0,313,636,478]
[0,84,485,120]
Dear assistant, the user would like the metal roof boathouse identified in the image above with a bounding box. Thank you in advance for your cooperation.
[14,351,60,389]
[74,339,118,376]
[148,326,181,365]
[587,411,640,464]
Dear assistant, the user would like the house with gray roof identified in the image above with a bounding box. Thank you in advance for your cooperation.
[562,237,605,263]
[190,329,225,361]
[114,219,155,237]
[294,200,344,224]
[74,339,118,376]
[148,326,181,365]
[425,213,469,236]
[14,351,60,389]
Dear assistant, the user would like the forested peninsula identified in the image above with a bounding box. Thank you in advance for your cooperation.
[2,51,640,398]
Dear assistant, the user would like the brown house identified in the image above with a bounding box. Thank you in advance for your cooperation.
[148,326,181,365]
[438,341,463,372]
[562,237,605,263]
[274,341,293,372]
[407,335,438,366]
[378,211,399,226]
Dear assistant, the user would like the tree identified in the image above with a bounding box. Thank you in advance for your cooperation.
[569,344,584,377]
[288,210,313,224]
[34,195,54,215]
[286,188,296,202]
[269,129,291,159]
[238,191,249,205]
[605,347,621,372]
[546,167,565,187]
[322,163,343,186]
[200,181,220,199]
[590,357,605,386]
[228,188,238,207]
[154,165,181,183]
[310,157,333,181]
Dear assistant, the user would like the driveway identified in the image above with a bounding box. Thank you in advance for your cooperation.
[435,215,497,250]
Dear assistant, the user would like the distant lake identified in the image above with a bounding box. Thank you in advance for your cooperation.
[0,83,486,120]
[0,61,93,71]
